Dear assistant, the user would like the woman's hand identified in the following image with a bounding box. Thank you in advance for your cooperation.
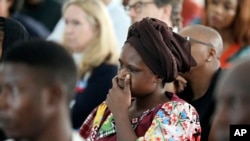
[106,74,131,116]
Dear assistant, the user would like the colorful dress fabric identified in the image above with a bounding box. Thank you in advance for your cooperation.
[80,95,201,141]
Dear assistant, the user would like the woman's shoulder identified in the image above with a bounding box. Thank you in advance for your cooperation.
[160,95,199,118]
[230,44,250,62]
[93,63,118,72]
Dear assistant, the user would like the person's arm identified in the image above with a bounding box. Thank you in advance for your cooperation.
[106,74,138,141]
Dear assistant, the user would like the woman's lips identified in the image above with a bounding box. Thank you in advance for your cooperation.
[210,16,221,25]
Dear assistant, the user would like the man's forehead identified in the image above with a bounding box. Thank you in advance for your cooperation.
[0,63,32,74]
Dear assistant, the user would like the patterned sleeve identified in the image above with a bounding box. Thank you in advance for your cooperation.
[137,101,201,141]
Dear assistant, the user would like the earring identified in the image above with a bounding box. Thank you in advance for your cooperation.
[207,58,212,62]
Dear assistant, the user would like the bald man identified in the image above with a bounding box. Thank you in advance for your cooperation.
[178,25,223,141]
[209,59,250,141]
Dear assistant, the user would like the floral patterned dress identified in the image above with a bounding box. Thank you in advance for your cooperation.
[80,95,201,141]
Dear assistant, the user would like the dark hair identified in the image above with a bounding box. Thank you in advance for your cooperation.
[1,40,77,102]
[0,17,29,58]
[154,0,183,30]
[9,0,24,15]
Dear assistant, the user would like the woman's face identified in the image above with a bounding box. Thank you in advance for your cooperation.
[207,0,238,30]
[117,43,159,97]
[64,5,97,53]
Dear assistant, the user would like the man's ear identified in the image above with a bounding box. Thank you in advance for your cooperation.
[207,48,216,62]
[44,82,65,107]
[160,4,172,25]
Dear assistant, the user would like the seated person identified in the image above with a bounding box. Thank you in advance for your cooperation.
[178,25,223,141]
[209,58,250,141]
[62,0,119,129]
[0,40,83,141]
[80,17,201,141]
[0,17,29,140]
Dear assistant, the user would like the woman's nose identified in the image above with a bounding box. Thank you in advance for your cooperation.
[117,67,129,79]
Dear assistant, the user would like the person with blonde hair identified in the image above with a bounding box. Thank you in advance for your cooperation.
[63,0,119,129]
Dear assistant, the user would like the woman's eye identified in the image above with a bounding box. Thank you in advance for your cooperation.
[72,20,81,25]
[128,67,136,72]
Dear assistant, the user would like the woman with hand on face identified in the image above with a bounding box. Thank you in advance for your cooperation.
[204,0,250,69]
[80,17,201,141]
[63,0,119,129]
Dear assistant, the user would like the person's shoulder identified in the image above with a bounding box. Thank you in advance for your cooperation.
[161,97,199,116]
[93,63,118,73]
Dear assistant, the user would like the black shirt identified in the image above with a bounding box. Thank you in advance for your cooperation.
[178,69,221,141]
[71,63,117,129]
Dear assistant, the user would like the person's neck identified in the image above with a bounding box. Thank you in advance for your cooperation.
[218,28,235,51]
[21,110,73,141]
[133,88,168,112]
[185,64,219,100]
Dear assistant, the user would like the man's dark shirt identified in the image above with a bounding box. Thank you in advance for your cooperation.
[178,69,221,141]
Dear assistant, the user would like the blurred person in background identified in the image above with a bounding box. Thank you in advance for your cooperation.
[208,59,250,141]
[203,0,250,69]
[0,16,29,141]
[48,0,130,49]
[0,40,83,141]
[125,0,183,32]
[63,0,119,129]
[21,0,62,32]
[0,0,49,38]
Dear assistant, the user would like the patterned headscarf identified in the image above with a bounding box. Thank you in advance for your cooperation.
[125,17,196,83]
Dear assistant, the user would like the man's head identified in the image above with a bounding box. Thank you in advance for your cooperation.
[212,59,250,141]
[125,0,183,29]
[0,40,77,140]
[179,25,222,76]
